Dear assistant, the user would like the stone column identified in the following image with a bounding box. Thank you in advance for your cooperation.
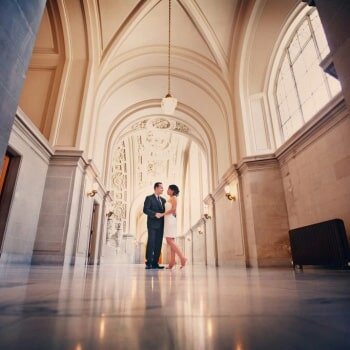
[204,194,218,266]
[238,156,290,267]
[32,150,86,265]
[211,167,246,267]
[0,0,46,168]
[203,219,208,266]
[303,0,350,109]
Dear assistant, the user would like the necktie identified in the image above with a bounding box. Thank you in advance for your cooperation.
[157,196,162,207]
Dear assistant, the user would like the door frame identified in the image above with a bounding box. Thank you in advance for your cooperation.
[87,201,100,265]
[0,147,21,255]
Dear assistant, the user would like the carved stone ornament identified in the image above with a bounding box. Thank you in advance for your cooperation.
[132,120,147,130]
[127,118,190,135]
[174,121,189,133]
[152,118,170,129]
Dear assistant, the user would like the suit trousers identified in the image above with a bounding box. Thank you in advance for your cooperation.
[146,226,164,266]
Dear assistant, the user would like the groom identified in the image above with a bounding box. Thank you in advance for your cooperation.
[143,182,166,269]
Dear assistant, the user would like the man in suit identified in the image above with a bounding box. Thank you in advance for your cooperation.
[143,182,166,269]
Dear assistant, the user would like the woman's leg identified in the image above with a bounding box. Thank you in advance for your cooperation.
[166,238,176,267]
[170,248,176,266]
[167,238,186,266]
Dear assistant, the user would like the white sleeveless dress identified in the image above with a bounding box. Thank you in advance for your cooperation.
[164,202,177,238]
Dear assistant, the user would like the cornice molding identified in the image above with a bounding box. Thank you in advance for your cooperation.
[85,158,101,178]
[276,96,348,164]
[212,164,238,199]
[50,148,86,168]
[237,154,278,175]
[13,108,54,163]
[51,147,109,196]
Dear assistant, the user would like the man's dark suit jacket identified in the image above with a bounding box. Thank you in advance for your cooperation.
[143,194,166,228]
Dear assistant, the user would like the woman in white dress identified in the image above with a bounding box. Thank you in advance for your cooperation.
[161,184,187,269]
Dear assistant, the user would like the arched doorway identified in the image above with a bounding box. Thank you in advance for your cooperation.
[105,116,209,264]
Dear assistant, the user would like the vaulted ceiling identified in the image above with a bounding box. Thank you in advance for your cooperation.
[19,0,303,187]
[97,0,242,72]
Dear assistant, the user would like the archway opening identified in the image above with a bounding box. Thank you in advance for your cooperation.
[106,116,209,264]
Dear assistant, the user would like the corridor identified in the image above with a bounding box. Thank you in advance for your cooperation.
[0,264,349,349]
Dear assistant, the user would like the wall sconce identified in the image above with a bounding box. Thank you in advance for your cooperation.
[224,185,236,201]
[87,182,98,197]
[198,229,203,235]
[106,211,114,219]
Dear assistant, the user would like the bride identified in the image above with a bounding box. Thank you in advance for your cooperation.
[161,184,187,269]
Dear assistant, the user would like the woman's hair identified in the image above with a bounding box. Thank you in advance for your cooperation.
[168,184,180,196]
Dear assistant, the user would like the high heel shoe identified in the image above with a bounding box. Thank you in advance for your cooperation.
[166,264,175,269]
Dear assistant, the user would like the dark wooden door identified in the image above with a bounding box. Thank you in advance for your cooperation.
[0,150,20,255]
[87,202,99,265]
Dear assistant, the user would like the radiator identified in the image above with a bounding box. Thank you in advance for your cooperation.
[289,219,350,269]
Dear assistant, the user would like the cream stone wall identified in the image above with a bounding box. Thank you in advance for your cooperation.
[32,151,84,264]
[1,111,51,264]
[184,235,193,265]
[204,220,216,266]
[278,99,350,237]
[239,158,290,267]
[213,184,245,267]
[192,221,206,265]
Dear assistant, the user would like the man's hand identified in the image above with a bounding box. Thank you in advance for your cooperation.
[155,213,162,219]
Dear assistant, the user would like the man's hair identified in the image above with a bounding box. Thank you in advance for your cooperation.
[154,182,163,190]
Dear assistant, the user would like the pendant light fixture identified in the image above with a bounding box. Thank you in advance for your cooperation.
[161,0,177,115]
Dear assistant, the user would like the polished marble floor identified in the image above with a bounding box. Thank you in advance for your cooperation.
[0,264,350,350]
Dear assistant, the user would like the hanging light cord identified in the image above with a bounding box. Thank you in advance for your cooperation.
[167,0,172,97]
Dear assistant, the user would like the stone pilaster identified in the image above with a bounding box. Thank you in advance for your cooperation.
[238,156,291,267]
[204,194,218,266]
[32,150,87,265]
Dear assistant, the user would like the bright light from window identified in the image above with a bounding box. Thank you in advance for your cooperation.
[275,9,341,141]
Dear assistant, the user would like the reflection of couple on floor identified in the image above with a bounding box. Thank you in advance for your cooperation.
[143,182,187,269]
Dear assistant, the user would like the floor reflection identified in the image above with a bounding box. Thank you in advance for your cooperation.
[0,264,350,349]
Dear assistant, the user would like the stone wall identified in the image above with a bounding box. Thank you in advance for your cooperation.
[278,98,350,237]
[1,111,51,264]
[203,98,350,268]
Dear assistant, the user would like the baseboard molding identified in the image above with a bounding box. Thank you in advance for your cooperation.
[218,257,246,268]
[31,253,64,265]
[256,257,292,268]
[0,252,33,265]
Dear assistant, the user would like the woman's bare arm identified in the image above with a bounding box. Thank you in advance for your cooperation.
[163,197,177,216]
